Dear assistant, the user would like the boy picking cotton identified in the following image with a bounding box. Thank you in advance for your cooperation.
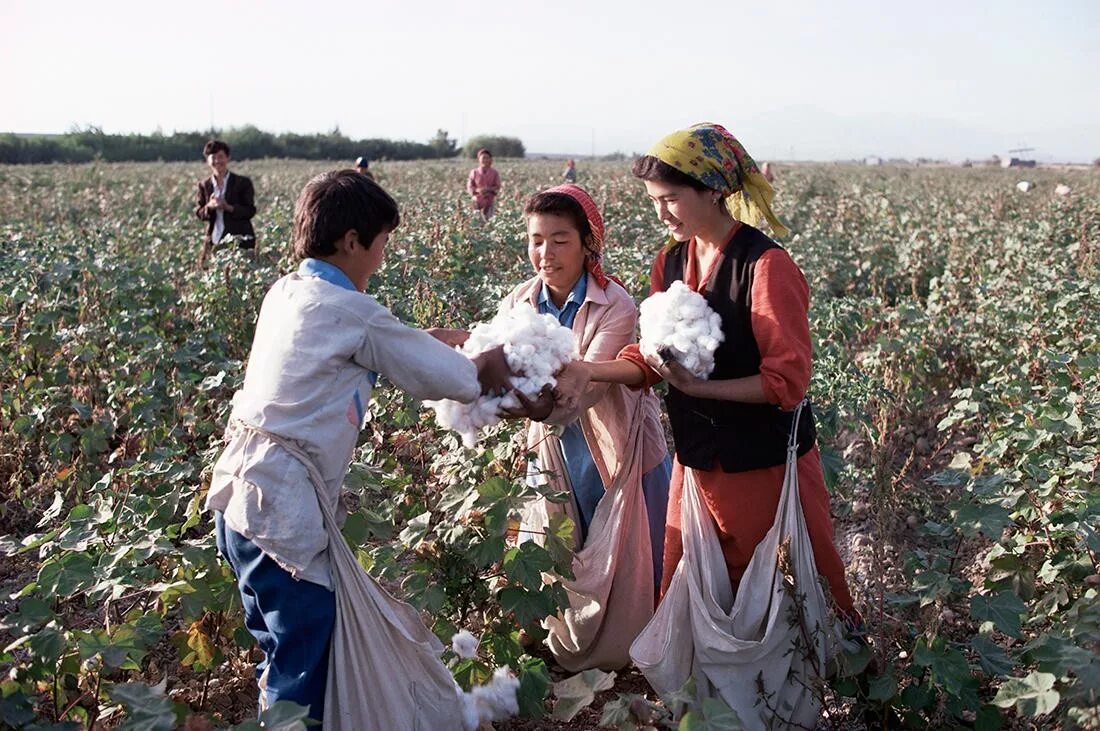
[205,170,510,725]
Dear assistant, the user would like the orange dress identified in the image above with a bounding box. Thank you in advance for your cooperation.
[619,228,856,616]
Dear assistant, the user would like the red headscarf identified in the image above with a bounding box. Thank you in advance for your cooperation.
[543,184,622,290]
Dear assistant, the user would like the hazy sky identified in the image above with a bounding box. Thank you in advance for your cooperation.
[3,0,1098,161]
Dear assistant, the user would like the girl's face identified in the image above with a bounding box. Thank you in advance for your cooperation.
[527,212,587,296]
[643,179,722,242]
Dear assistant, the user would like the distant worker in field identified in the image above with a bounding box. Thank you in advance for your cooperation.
[354,155,375,180]
[563,158,577,183]
[206,170,511,726]
[761,161,775,183]
[467,148,501,219]
[195,139,257,267]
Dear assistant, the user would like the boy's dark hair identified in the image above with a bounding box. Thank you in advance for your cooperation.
[524,192,593,249]
[292,170,400,259]
[477,148,492,157]
[203,139,231,158]
[631,154,712,192]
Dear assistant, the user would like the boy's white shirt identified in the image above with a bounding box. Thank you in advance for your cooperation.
[206,273,480,589]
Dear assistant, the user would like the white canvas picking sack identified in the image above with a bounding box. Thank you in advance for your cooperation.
[630,403,837,730]
[240,424,467,731]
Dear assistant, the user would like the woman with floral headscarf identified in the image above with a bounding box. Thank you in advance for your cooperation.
[495,184,672,671]
[556,124,857,622]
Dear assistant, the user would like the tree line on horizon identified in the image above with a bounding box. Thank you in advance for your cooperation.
[0,126,526,165]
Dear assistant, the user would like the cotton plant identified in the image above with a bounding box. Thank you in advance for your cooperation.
[426,305,577,447]
[639,280,725,378]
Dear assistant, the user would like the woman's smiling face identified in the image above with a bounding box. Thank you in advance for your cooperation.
[643,179,719,242]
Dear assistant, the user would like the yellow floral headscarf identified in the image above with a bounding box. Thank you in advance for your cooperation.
[647,122,789,238]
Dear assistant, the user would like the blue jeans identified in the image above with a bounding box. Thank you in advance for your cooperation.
[214,512,335,725]
[641,454,672,590]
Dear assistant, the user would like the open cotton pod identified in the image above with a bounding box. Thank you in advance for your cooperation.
[639,280,724,378]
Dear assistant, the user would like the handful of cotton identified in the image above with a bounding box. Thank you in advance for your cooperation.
[639,280,724,378]
[426,305,577,447]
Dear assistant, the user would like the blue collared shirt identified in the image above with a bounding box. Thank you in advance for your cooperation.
[299,258,378,389]
[536,275,604,542]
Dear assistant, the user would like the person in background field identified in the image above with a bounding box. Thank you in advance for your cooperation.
[195,139,257,267]
[555,123,859,625]
[205,170,511,725]
[467,148,501,219]
[761,161,775,183]
[563,158,577,183]
[355,156,375,181]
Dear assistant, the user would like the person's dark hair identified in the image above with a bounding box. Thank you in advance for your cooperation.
[292,170,400,259]
[203,139,231,158]
[477,148,492,158]
[631,154,712,192]
[524,192,593,250]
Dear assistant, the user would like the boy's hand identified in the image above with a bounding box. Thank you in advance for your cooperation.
[499,385,555,421]
[426,327,470,348]
[472,344,511,396]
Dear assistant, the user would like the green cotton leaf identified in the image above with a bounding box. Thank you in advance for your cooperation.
[452,658,493,692]
[466,535,506,569]
[678,697,744,730]
[991,671,1061,717]
[551,668,616,721]
[476,475,513,503]
[1023,634,1097,676]
[971,635,1016,677]
[867,671,898,701]
[503,542,554,587]
[27,627,67,662]
[230,700,314,730]
[397,511,432,546]
[36,551,96,596]
[974,704,1004,731]
[953,503,1014,538]
[498,586,555,628]
[516,656,551,719]
[913,637,973,690]
[110,681,182,731]
[970,591,1026,639]
[544,512,576,574]
[0,597,54,634]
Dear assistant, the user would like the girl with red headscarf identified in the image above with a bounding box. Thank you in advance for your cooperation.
[499,184,672,672]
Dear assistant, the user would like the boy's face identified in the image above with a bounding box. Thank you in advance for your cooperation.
[207,150,229,177]
[478,152,493,168]
[349,229,389,289]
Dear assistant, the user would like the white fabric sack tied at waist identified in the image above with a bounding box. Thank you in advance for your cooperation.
[523,396,654,672]
[629,402,838,730]
[234,422,506,731]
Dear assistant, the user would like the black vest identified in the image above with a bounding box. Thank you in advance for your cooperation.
[662,225,816,472]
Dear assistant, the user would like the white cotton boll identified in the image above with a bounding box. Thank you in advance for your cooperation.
[639,280,725,378]
[460,666,521,730]
[1016,181,1031,193]
[451,630,479,659]
[1054,184,1071,196]
[426,305,577,447]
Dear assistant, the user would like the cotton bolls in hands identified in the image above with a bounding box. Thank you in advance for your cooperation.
[426,306,577,447]
[639,280,724,378]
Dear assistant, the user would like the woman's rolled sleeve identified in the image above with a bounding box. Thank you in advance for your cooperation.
[751,250,812,410]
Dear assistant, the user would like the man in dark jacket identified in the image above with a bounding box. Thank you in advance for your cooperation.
[195,139,256,267]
